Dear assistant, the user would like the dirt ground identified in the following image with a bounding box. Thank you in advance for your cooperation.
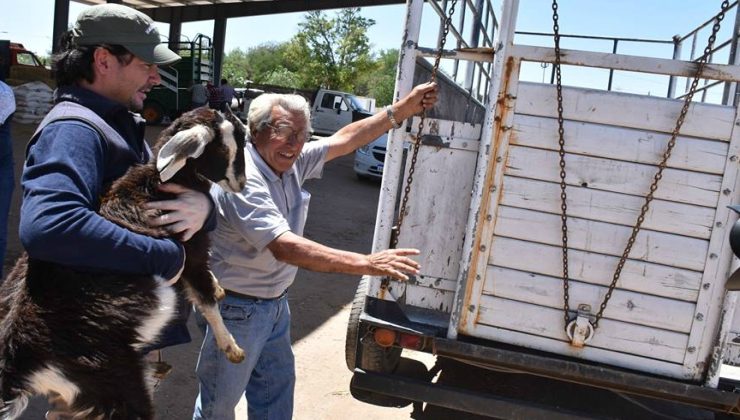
[5,121,498,420]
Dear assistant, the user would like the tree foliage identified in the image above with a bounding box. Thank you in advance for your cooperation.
[356,48,398,106]
[220,8,398,102]
[286,8,376,91]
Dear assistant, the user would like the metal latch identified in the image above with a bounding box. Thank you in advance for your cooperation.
[566,304,595,348]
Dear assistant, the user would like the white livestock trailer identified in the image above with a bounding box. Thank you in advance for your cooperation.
[346,0,740,417]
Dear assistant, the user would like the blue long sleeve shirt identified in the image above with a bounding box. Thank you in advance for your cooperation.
[20,86,189,279]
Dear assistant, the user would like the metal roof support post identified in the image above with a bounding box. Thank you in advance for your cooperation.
[212,8,227,84]
[447,0,519,340]
[168,7,183,51]
[667,35,682,99]
[52,0,70,54]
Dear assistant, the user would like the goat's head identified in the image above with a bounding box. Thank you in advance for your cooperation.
[154,107,246,193]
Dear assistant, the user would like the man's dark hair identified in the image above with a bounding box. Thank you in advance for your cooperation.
[53,30,135,87]
[221,78,228,85]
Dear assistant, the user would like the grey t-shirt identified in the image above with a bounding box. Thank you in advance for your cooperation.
[209,141,328,298]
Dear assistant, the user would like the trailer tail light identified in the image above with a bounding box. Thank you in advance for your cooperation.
[373,328,424,350]
[373,328,396,347]
[399,333,422,350]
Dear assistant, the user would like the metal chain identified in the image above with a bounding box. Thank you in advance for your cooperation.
[390,0,458,250]
[553,0,730,331]
[551,0,571,330]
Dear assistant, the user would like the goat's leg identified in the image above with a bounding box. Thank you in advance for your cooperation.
[195,300,245,363]
[180,267,245,364]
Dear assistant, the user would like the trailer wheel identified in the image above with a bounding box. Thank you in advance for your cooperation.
[142,101,164,125]
[345,276,402,372]
[346,277,409,408]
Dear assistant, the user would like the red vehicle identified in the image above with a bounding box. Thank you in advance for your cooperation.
[0,40,53,87]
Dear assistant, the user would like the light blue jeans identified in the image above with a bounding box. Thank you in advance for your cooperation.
[193,293,294,420]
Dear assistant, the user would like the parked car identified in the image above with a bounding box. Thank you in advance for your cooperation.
[353,133,388,180]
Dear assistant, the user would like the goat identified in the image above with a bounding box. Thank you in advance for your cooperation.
[0,106,247,419]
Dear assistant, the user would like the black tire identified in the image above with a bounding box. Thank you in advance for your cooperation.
[142,101,164,125]
[345,276,402,372]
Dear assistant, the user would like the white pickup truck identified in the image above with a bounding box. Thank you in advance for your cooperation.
[236,83,375,135]
[346,0,740,418]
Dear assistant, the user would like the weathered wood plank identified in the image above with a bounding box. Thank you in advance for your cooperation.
[511,114,729,175]
[404,283,456,313]
[493,206,709,271]
[511,44,740,82]
[515,82,735,140]
[469,323,691,379]
[501,176,715,239]
[477,295,688,363]
[483,266,696,333]
[397,146,478,281]
[506,145,722,208]
[489,236,701,302]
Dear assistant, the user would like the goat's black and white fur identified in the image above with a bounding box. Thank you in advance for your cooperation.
[0,107,247,419]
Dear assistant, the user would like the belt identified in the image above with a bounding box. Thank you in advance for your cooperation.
[224,288,287,301]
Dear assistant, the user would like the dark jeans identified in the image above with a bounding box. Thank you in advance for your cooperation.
[0,119,13,277]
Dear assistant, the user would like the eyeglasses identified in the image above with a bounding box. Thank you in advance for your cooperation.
[267,123,312,144]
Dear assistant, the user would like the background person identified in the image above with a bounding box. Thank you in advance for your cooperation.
[193,82,438,420]
[220,78,236,111]
[206,81,225,111]
[189,80,208,109]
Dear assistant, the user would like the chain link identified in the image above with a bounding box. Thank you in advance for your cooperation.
[553,0,730,331]
[391,0,458,250]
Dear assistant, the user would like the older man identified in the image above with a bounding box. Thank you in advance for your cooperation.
[193,82,438,419]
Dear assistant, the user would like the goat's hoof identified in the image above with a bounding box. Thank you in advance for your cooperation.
[226,345,246,363]
[215,286,225,301]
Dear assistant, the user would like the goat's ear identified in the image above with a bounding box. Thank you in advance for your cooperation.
[157,125,214,182]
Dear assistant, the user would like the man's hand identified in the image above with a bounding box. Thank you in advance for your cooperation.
[394,82,439,119]
[145,183,212,241]
[365,248,421,281]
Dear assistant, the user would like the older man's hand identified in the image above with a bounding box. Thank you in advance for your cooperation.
[395,82,439,118]
[365,248,421,281]
[145,183,212,241]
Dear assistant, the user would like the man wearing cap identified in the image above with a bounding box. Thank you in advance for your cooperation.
[19,4,213,416]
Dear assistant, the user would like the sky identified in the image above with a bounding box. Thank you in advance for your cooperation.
[0,0,734,101]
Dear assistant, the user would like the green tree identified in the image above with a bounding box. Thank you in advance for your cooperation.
[261,67,301,87]
[222,42,297,88]
[356,48,398,106]
[221,48,250,87]
[287,8,375,91]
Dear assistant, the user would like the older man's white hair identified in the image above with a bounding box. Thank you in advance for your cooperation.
[248,93,312,136]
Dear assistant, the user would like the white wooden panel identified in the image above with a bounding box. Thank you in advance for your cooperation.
[470,323,691,379]
[506,146,722,208]
[511,114,729,175]
[494,206,709,271]
[483,266,695,333]
[489,237,701,302]
[415,275,458,292]
[404,283,456,313]
[501,176,714,239]
[397,145,477,281]
[477,295,688,363]
[515,82,735,141]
